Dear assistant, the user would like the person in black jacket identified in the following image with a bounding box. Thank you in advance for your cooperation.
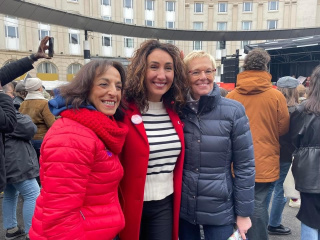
[0,92,17,193]
[290,65,320,240]
[179,51,255,240]
[2,106,40,240]
[0,36,51,194]
[266,76,299,236]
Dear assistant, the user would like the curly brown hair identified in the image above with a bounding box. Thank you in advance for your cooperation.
[243,48,270,71]
[58,60,126,120]
[125,39,188,113]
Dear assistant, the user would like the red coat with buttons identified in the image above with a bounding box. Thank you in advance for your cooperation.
[119,103,185,240]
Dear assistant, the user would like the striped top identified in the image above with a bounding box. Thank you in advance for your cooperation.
[142,101,181,201]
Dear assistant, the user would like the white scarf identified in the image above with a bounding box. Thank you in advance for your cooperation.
[25,91,46,100]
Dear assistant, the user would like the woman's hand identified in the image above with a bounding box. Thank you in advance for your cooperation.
[236,216,252,240]
[34,36,51,59]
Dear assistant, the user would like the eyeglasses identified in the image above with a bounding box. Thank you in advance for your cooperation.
[188,69,216,77]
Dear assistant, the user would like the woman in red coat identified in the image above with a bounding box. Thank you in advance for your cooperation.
[119,40,188,240]
[29,60,128,240]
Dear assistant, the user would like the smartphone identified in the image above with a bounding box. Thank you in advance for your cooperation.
[48,37,54,57]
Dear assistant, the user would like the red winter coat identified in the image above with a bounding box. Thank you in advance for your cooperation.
[29,109,128,240]
[118,103,185,240]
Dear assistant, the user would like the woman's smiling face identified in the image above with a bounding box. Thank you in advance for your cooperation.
[88,66,122,116]
[145,49,174,102]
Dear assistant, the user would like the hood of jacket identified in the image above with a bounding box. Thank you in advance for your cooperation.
[236,70,272,95]
[48,89,95,116]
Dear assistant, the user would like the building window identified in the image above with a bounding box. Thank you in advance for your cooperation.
[193,22,203,30]
[69,33,79,44]
[166,40,175,45]
[68,0,78,2]
[124,37,134,48]
[193,41,202,50]
[124,0,133,8]
[217,41,226,50]
[217,22,227,30]
[67,63,82,74]
[38,29,50,41]
[166,21,175,29]
[218,2,227,13]
[102,16,112,20]
[101,0,111,6]
[145,0,154,10]
[242,21,251,30]
[194,3,203,13]
[241,40,250,49]
[145,20,154,27]
[5,25,19,38]
[102,35,112,47]
[267,20,277,29]
[124,18,133,24]
[37,62,57,74]
[166,1,175,11]
[243,2,252,12]
[268,1,279,11]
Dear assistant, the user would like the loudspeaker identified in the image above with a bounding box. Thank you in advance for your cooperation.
[221,58,239,83]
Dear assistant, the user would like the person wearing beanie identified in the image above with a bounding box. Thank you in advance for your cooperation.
[265,76,300,236]
[19,77,55,176]
[227,48,290,240]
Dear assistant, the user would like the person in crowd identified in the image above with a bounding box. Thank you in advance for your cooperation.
[3,83,15,99]
[2,86,40,240]
[179,51,255,240]
[297,84,307,104]
[227,48,290,240]
[29,60,128,240]
[290,65,320,240]
[13,81,28,109]
[266,76,299,236]
[119,39,188,240]
[19,77,55,164]
[0,36,50,195]
[219,87,228,97]
[0,89,16,194]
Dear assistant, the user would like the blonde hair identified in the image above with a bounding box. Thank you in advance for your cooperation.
[296,84,306,98]
[183,51,216,70]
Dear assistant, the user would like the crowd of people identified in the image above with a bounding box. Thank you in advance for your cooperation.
[0,36,319,240]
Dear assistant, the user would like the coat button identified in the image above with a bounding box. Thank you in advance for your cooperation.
[193,196,196,198]
[178,121,180,124]
[195,168,198,172]
[197,139,200,143]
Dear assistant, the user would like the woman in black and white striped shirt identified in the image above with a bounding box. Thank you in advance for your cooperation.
[119,39,188,240]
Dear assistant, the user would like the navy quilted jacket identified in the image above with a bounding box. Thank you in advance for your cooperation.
[180,83,255,225]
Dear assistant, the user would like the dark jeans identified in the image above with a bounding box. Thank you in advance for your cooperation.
[179,218,234,240]
[139,194,173,240]
[247,182,272,240]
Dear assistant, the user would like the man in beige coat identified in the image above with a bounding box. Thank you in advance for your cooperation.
[19,78,55,176]
[227,48,289,240]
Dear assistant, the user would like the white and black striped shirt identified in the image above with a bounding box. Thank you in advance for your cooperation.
[142,101,181,201]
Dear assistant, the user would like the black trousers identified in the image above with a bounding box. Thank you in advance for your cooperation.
[140,194,173,240]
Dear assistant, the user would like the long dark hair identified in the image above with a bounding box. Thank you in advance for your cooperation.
[58,60,126,120]
[304,65,320,115]
[125,39,188,113]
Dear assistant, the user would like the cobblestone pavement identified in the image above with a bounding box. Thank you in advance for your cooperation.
[0,194,300,240]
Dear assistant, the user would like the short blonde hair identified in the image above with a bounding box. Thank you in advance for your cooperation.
[296,84,307,98]
[183,51,216,70]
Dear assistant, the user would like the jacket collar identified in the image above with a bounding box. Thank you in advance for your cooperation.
[185,82,221,115]
[236,70,272,95]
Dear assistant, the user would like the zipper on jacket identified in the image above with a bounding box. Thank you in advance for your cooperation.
[80,210,85,220]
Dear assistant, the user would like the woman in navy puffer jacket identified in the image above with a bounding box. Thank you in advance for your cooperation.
[29,60,128,240]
